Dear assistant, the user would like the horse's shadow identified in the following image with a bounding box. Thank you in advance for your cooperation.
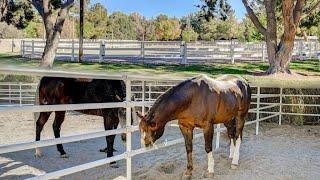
[0,131,142,180]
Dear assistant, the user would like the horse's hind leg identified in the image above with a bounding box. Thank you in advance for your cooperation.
[52,111,67,158]
[224,118,236,159]
[35,112,51,157]
[231,114,246,169]
[103,111,119,167]
[203,121,214,177]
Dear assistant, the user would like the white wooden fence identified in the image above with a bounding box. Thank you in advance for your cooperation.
[20,39,320,64]
[0,67,319,179]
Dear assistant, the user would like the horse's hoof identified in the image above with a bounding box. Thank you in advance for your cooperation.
[60,154,69,159]
[34,153,42,158]
[109,161,119,168]
[181,174,192,180]
[34,148,42,158]
[207,172,214,178]
[230,164,238,170]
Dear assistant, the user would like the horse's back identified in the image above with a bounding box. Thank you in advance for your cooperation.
[38,76,125,105]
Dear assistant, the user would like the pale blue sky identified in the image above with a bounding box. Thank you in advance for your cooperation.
[91,0,246,19]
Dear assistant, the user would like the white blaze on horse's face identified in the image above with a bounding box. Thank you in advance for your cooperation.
[139,120,154,147]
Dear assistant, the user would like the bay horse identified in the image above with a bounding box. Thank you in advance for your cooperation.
[34,76,127,164]
[137,74,251,177]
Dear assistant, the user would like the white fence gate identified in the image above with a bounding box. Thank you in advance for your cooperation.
[0,67,319,179]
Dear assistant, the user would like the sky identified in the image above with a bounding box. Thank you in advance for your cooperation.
[91,0,247,20]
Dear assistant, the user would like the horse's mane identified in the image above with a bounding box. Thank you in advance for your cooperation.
[145,78,195,122]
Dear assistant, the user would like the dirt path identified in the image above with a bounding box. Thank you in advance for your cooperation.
[0,112,319,180]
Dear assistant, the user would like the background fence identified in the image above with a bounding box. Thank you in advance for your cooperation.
[20,39,320,64]
[0,68,319,179]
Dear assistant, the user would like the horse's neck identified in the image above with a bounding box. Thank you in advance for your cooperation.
[154,98,185,127]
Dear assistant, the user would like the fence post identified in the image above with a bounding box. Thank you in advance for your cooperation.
[279,88,283,125]
[12,39,14,53]
[230,40,235,64]
[124,76,132,180]
[180,41,187,64]
[8,84,11,104]
[142,80,146,115]
[21,40,25,57]
[261,43,265,62]
[19,82,22,106]
[140,41,145,59]
[215,124,221,149]
[148,84,151,101]
[71,40,75,61]
[31,40,35,59]
[256,86,260,135]
[99,40,105,63]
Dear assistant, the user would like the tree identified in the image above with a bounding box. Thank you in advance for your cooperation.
[242,0,320,74]
[31,0,75,68]
[0,0,34,28]
[197,0,233,21]
[155,15,181,40]
[181,24,198,42]
[144,20,156,41]
[108,11,137,40]
[130,12,146,40]
[85,3,108,38]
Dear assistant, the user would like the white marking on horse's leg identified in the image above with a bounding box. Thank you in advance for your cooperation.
[207,152,214,173]
[140,132,146,147]
[231,136,241,166]
[35,147,42,157]
[229,139,235,159]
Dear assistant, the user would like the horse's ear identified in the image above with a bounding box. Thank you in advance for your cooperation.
[136,111,144,120]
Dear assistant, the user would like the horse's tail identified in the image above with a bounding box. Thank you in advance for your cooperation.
[33,78,42,122]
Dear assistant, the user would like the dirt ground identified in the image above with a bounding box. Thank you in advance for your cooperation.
[0,112,319,180]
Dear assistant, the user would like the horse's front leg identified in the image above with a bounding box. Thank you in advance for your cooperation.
[52,111,67,158]
[179,124,194,178]
[35,112,51,157]
[204,121,214,177]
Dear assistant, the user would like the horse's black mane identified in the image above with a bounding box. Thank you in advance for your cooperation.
[145,78,195,122]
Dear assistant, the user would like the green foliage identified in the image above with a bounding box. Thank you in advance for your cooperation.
[1,0,34,28]
[155,15,181,40]
[181,25,198,42]
[108,11,137,40]
[197,0,233,21]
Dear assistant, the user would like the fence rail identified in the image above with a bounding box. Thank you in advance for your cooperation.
[20,39,320,64]
[0,68,319,180]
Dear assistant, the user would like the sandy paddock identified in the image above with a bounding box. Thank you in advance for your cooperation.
[0,111,319,180]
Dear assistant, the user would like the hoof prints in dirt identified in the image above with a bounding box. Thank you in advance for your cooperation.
[157,162,176,174]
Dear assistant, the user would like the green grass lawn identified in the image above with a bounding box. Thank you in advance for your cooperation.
[0,53,319,88]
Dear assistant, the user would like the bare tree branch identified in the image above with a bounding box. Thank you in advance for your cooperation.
[242,0,267,36]
[264,0,277,41]
[293,0,305,26]
[30,0,44,16]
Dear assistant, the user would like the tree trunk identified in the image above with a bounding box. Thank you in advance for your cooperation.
[40,30,62,68]
[39,6,69,68]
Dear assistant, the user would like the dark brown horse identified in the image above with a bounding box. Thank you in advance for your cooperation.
[34,77,126,164]
[138,74,251,177]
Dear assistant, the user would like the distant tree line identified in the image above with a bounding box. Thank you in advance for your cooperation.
[0,1,319,43]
